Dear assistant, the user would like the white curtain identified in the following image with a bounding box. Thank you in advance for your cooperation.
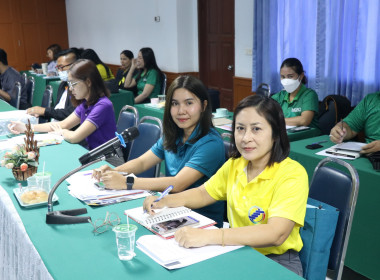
[252,0,380,105]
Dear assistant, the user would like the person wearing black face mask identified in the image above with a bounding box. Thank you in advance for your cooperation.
[26,49,78,122]
[271,58,320,130]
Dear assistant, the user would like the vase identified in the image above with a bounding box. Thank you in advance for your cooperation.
[12,166,38,181]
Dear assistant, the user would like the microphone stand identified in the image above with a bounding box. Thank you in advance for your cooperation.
[46,156,105,224]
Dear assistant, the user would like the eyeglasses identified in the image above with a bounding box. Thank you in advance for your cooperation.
[55,62,73,71]
[88,212,121,235]
[67,80,80,90]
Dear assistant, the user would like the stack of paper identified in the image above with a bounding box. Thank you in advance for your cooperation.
[66,170,150,206]
[136,231,243,269]
[316,141,366,160]
[0,134,63,151]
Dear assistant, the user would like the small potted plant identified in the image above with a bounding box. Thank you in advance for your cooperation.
[1,145,39,180]
[1,120,39,181]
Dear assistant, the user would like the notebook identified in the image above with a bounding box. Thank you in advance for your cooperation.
[124,206,216,239]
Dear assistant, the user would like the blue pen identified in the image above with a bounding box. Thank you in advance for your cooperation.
[154,185,174,202]
[311,140,328,145]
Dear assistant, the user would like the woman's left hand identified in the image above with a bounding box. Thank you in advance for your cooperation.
[174,227,211,248]
[101,171,127,190]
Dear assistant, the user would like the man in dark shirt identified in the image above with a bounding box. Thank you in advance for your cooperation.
[26,49,78,121]
[0,48,28,109]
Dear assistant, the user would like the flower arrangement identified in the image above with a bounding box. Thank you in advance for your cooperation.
[1,145,38,171]
[1,120,40,181]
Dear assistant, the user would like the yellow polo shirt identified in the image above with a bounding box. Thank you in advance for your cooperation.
[205,157,308,255]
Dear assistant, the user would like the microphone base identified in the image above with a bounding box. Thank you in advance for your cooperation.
[46,208,91,224]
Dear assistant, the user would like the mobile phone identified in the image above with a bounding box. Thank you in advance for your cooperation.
[306,144,323,150]
[151,216,200,235]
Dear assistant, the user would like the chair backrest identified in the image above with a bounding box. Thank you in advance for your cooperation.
[22,72,28,85]
[319,95,352,135]
[161,73,167,95]
[309,157,359,280]
[39,85,53,124]
[26,76,35,105]
[256,83,271,97]
[117,105,139,161]
[11,81,22,109]
[117,105,139,133]
[221,132,232,160]
[127,116,163,178]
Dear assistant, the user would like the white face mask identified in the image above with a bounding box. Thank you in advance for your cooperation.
[281,78,301,93]
[58,70,68,82]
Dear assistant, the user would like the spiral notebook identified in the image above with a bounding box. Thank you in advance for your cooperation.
[124,206,216,239]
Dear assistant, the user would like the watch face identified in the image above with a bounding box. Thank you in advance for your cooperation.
[127,176,134,184]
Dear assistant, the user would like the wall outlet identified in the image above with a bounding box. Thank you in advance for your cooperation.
[154,16,160,22]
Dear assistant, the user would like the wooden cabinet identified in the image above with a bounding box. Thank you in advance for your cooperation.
[0,0,68,71]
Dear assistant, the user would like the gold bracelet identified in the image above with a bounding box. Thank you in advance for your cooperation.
[221,228,225,247]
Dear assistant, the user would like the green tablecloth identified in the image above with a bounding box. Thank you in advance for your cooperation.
[289,135,380,279]
[135,104,321,141]
[0,100,17,111]
[110,89,134,121]
[0,141,302,280]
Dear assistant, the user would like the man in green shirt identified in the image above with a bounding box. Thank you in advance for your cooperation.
[330,92,380,154]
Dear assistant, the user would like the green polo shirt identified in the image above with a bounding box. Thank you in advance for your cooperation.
[344,92,380,143]
[134,69,161,100]
[272,84,320,129]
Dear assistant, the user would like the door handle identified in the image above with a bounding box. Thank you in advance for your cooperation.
[227,65,234,71]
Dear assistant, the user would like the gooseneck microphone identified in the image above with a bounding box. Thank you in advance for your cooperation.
[79,126,139,165]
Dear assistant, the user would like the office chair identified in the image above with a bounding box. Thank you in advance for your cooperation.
[255,83,271,97]
[117,105,139,161]
[221,132,232,160]
[161,73,167,95]
[26,76,35,106]
[127,116,163,178]
[307,157,359,280]
[39,85,53,123]
[11,81,22,109]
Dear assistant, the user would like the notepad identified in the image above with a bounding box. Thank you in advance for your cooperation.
[125,206,216,239]
[136,233,243,269]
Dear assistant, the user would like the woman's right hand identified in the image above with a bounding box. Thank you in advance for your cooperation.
[92,165,113,181]
[143,195,165,215]
[7,121,27,134]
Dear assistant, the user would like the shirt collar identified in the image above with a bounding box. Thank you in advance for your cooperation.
[175,124,201,146]
[285,84,307,103]
[238,158,281,182]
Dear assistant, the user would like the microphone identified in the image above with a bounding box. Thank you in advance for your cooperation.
[79,127,139,165]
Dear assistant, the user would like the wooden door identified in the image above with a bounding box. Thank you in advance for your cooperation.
[198,0,235,111]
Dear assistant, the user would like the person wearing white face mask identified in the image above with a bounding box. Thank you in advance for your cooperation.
[26,49,77,122]
[272,58,319,130]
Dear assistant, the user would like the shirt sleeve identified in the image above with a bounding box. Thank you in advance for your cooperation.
[268,162,309,227]
[204,160,231,201]
[145,69,158,86]
[150,137,165,160]
[185,137,225,178]
[344,96,367,133]
[85,99,113,129]
[301,89,319,113]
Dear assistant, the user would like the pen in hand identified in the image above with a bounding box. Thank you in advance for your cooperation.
[154,185,174,202]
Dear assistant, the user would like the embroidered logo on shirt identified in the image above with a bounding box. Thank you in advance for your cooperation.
[292,108,302,113]
[248,206,266,224]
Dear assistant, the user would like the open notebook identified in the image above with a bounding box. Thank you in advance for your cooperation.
[124,206,216,239]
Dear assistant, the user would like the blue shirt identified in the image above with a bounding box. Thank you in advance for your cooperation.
[151,127,226,227]
[74,96,116,150]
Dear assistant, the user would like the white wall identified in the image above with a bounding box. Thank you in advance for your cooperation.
[65,0,252,77]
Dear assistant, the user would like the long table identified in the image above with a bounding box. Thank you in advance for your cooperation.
[0,139,303,280]
[135,104,321,141]
[0,99,17,112]
[289,135,380,279]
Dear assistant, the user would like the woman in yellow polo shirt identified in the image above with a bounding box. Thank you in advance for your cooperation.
[143,95,308,276]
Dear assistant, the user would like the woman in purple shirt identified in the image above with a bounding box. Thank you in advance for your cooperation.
[8,59,116,150]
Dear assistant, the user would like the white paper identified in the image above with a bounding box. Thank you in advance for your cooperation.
[0,134,63,151]
[334,141,366,152]
[136,231,243,269]
[316,144,361,160]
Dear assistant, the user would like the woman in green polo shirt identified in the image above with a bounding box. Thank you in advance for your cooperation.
[124,47,164,104]
[271,58,319,129]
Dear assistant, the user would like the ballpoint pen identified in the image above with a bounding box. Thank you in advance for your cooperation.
[154,185,174,202]
[311,140,328,145]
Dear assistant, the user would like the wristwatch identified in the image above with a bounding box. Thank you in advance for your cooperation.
[126,176,134,190]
